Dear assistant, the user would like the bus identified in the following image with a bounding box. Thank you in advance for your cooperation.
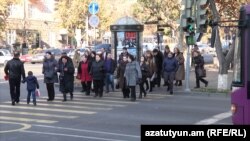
[231,4,250,124]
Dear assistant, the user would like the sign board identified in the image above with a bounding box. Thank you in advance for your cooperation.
[88,2,99,15]
[89,15,99,28]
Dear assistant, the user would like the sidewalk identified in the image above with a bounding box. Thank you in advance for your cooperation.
[150,66,233,95]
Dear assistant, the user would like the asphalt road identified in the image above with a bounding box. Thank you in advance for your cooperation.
[0,63,232,141]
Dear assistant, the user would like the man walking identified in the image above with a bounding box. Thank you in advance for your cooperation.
[4,51,26,105]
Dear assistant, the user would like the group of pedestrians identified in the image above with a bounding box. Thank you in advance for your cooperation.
[4,45,209,105]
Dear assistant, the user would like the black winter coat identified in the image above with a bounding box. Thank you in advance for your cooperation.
[4,58,25,80]
[58,60,75,93]
[90,60,105,80]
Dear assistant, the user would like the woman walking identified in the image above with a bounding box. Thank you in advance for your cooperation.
[124,55,142,101]
[139,56,149,98]
[174,47,185,86]
[193,51,208,88]
[58,56,75,101]
[42,51,58,101]
[77,55,92,96]
[117,56,130,98]
[90,54,105,97]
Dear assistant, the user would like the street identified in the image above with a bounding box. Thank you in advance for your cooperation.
[0,64,232,141]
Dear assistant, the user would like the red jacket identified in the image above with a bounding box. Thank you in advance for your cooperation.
[78,61,92,82]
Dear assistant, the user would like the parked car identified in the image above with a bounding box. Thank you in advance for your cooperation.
[198,44,216,57]
[30,48,63,64]
[30,50,46,64]
[0,49,13,66]
[68,48,87,59]
[94,44,111,53]
[20,54,32,63]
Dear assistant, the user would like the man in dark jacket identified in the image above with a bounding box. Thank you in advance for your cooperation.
[162,52,178,95]
[4,51,26,105]
[104,52,117,93]
[153,48,164,87]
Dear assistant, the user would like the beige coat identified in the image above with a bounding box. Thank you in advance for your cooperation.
[175,53,185,80]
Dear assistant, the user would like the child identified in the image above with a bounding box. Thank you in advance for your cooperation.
[23,71,39,106]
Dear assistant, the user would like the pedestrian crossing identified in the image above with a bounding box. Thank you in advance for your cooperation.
[0,92,169,125]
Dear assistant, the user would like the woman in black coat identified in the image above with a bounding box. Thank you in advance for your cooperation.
[193,51,208,88]
[90,54,105,97]
[58,56,75,101]
[139,56,149,98]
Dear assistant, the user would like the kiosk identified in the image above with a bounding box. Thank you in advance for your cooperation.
[110,16,144,62]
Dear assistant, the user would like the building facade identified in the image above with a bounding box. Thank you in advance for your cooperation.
[5,0,64,53]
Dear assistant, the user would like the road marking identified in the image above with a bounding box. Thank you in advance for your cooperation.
[21,130,130,141]
[195,111,232,125]
[0,116,57,124]
[38,98,126,107]
[0,121,31,133]
[28,102,112,111]
[53,96,139,104]
[0,110,77,119]
[0,105,96,114]
[73,93,153,101]
[33,124,140,138]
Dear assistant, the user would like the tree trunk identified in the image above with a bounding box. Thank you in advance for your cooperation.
[209,0,235,90]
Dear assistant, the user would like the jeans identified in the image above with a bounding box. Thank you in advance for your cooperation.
[27,90,36,104]
[105,73,114,92]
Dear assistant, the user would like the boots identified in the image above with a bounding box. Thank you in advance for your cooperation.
[139,93,142,99]
[70,93,73,100]
[62,93,67,102]
[178,80,182,86]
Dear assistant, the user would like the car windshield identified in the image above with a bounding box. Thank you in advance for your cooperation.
[0,49,11,55]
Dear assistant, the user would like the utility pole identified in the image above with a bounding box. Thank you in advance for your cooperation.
[22,0,28,55]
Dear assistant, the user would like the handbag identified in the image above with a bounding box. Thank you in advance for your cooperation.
[197,68,206,77]
[35,89,41,97]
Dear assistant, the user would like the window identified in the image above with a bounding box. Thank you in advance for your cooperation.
[232,30,243,85]
[9,4,17,16]
[0,52,3,56]
[28,4,35,18]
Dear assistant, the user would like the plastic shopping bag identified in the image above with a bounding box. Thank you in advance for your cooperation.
[35,89,41,97]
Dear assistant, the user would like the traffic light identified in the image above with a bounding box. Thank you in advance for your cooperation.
[181,0,195,35]
[185,17,195,35]
[196,0,209,33]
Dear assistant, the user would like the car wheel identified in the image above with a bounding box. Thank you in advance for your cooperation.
[31,62,35,64]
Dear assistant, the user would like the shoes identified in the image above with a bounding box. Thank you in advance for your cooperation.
[11,101,15,105]
[170,92,173,95]
[167,87,170,91]
[33,102,37,106]
[16,99,19,104]
[205,82,208,87]
[62,99,67,102]
[70,94,73,100]
[131,98,136,102]
[139,94,142,99]
[144,92,147,97]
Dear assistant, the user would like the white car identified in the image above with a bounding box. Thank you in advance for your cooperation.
[0,49,13,66]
